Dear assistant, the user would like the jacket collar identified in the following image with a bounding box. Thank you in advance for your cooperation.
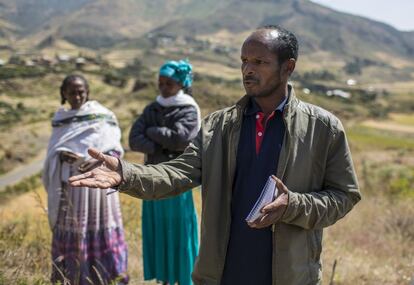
[236,83,299,115]
[234,84,299,135]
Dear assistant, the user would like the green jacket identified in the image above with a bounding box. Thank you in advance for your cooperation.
[119,87,361,285]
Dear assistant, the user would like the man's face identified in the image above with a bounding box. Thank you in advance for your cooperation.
[241,39,283,98]
[63,78,89,110]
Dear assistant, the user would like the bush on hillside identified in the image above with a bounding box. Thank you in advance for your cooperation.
[0,66,47,80]
[103,72,127,88]
[0,101,38,128]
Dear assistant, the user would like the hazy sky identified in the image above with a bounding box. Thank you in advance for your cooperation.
[311,0,414,31]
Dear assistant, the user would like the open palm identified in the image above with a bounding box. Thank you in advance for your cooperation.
[69,148,122,189]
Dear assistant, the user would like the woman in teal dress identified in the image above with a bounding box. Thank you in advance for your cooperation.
[129,60,200,285]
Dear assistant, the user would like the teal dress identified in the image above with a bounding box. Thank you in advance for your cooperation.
[128,90,201,285]
[142,190,198,285]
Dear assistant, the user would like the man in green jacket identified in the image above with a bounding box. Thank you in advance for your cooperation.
[70,25,361,285]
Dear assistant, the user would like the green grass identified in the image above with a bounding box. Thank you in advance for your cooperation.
[0,66,48,80]
[347,125,414,150]
[0,173,42,204]
[390,113,414,126]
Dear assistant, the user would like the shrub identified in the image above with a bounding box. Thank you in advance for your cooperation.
[0,66,47,80]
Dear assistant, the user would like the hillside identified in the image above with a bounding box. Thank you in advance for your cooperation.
[0,0,410,85]
[150,0,414,60]
[0,0,225,49]
[1,0,413,61]
[0,0,92,35]
[0,18,18,45]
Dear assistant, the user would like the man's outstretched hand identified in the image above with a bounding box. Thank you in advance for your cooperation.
[69,148,122,189]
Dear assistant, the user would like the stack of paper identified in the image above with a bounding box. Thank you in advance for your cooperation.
[245,176,278,223]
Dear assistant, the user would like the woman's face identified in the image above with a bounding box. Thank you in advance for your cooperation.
[158,76,182,98]
[63,78,89,109]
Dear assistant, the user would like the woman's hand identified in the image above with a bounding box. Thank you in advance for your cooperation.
[78,158,102,173]
[60,151,81,164]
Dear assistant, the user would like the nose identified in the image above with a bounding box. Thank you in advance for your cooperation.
[242,62,254,76]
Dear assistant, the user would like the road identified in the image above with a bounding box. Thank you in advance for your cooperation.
[0,150,45,191]
[362,120,414,134]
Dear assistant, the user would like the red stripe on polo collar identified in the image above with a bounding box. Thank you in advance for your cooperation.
[255,111,276,154]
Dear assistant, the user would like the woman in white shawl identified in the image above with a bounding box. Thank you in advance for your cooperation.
[43,74,128,284]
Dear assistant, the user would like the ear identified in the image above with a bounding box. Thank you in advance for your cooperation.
[61,89,67,101]
[282,58,296,77]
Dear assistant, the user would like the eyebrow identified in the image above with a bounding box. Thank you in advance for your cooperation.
[240,56,270,61]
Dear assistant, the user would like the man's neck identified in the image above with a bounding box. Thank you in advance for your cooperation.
[254,84,288,116]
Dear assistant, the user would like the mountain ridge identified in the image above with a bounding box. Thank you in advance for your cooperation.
[1,0,414,80]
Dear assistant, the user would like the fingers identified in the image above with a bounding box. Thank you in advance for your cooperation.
[88,148,119,170]
[261,177,289,214]
[248,213,276,229]
[248,176,290,229]
[69,173,111,189]
[68,171,93,183]
[69,167,122,189]
[88,148,105,161]
[70,178,95,187]
[70,178,109,188]
[261,199,279,213]
[274,176,288,194]
[78,160,102,173]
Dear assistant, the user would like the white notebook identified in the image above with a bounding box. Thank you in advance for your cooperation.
[245,176,278,223]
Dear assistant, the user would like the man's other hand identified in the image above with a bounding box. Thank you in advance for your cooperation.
[69,148,122,189]
[248,176,289,229]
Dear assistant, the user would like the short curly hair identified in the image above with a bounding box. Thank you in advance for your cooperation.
[257,25,299,65]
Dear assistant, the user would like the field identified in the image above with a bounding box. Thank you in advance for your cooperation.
[0,68,413,284]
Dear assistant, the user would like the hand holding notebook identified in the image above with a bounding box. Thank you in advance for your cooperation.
[245,175,279,223]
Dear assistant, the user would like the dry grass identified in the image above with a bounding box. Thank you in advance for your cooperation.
[1,71,413,284]
[0,146,413,284]
[389,113,414,126]
[191,61,240,80]
[362,120,414,134]
[322,195,414,285]
[1,182,413,284]
[0,173,202,285]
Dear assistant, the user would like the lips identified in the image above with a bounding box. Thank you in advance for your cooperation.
[243,80,258,87]
[243,76,259,85]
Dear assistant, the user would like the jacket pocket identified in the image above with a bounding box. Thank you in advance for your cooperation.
[308,230,323,281]
[310,230,322,261]
[313,230,322,262]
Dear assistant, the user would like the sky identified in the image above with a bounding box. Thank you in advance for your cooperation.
[311,0,414,31]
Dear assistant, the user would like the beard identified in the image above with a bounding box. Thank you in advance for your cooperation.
[243,70,282,98]
[245,82,282,98]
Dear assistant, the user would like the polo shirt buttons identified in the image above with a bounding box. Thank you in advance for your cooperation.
[256,114,260,119]
[258,131,263,137]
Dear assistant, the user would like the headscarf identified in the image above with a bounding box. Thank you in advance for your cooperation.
[159,59,193,88]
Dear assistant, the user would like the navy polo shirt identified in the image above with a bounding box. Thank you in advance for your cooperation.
[221,97,286,285]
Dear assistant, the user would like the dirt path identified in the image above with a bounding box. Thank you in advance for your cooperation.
[0,150,46,191]
[362,120,414,134]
